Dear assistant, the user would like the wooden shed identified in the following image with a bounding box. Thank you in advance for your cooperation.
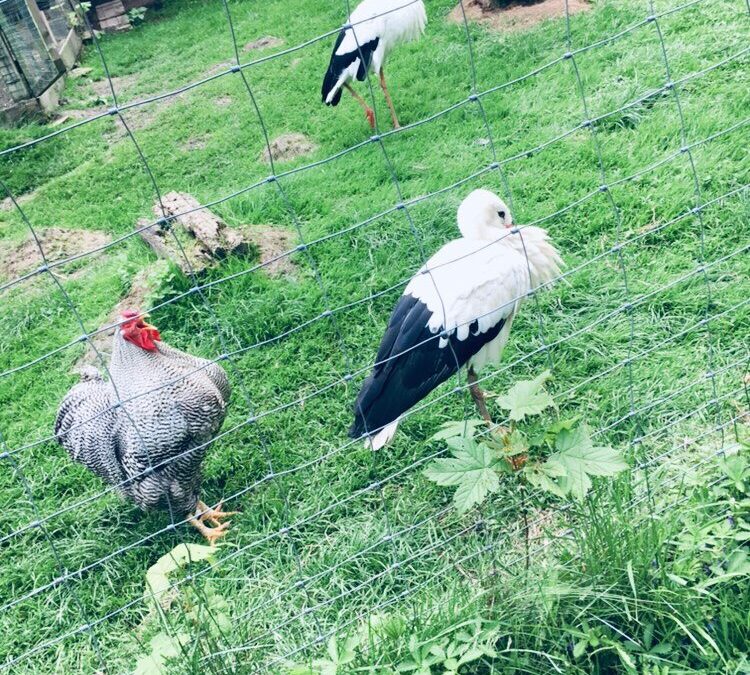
[0,0,82,124]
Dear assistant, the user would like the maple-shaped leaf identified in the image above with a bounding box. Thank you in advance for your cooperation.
[424,437,502,513]
[523,461,567,498]
[133,633,188,675]
[144,543,215,608]
[495,370,554,421]
[430,419,484,442]
[545,424,628,500]
[505,428,529,457]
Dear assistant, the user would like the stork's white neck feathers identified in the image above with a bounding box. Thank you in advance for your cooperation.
[456,189,563,289]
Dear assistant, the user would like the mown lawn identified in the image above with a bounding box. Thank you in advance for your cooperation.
[0,0,748,671]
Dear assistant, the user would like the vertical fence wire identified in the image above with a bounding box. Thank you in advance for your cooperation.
[648,0,725,450]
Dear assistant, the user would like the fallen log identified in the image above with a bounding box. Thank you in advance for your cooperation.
[137,192,249,275]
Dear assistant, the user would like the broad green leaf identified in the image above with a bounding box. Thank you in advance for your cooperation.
[453,467,500,513]
[458,646,485,665]
[495,370,554,421]
[311,661,337,675]
[546,425,628,500]
[327,634,338,662]
[133,633,188,675]
[430,419,484,441]
[144,543,215,605]
[428,644,446,658]
[649,642,674,656]
[505,428,529,457]
[287,667,317,675]
[424,438,501,513]
[720,454,748,491]
[547,416,581,434]
[524,462,567,498]
[615,645,636,669]
[339,635,359,664]
[726,548,750,574]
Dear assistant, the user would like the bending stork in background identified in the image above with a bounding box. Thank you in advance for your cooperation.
[350,189,564,450]
[321,0,427,129]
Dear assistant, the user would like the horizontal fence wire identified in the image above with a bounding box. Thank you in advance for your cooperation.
[0,0,748,670]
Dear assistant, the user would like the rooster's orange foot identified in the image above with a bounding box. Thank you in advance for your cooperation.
[196,500,239,528]
[190,500,240,544]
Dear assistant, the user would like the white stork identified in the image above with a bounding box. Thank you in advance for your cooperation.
[350,189,564,450]
[321,0,427,129]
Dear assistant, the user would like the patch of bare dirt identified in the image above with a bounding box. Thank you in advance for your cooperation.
[180,137,208,152]
[73,262,169,373]
[243,36,284,53]
[260,133,317,164]
[214,95,233,107]
[101,93,187,144]
[205,61,233,78]
[0,227,111,282]
[91,72,140,100]
[56,90,184,145]
[449,0,590,32]
[242,225,297,278]
[0,192,34,212]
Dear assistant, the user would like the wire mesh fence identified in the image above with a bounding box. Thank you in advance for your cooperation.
[0,0,748,671]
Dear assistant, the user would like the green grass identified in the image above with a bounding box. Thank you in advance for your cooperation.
[0,0,748,671]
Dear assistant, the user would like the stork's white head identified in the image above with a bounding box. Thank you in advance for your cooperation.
[457,189,512,240]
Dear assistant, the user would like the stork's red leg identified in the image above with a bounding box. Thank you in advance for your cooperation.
[467,368,525,469]
[467,367,494,427]
[344,83,376,129]
[379,67,400,129]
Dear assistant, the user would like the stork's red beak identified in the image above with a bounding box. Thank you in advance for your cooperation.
[120,311,161,351]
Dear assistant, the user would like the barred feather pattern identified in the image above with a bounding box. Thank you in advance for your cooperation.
[55,333,230,515]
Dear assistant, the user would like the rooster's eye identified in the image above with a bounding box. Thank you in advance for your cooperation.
[497,210,506,219]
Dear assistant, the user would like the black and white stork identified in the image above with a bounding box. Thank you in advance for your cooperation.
[321,0,427,129]
[350,189,564,450]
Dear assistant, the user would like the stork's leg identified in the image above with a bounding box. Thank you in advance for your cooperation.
[379,67,400,129]
[344,83,376,129]
[467,366,494,427]
[467,368,523,469]
[189,500,239,545]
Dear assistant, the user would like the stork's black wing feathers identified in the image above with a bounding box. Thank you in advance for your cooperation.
[321,31,380,106]
[350,294,506,439]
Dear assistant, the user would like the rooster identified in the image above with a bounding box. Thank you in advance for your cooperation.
[55,311,236,543]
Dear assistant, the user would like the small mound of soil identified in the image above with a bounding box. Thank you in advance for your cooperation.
[214,95,233,107]
[243,225,298,278]
[260,133,317,164]
[450,0,590,32]
[243,36,284,53]
[0,228,111,282]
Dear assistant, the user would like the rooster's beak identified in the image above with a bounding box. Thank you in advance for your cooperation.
[139,313,157,331]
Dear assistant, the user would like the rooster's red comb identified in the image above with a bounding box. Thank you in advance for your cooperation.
[120,311,161,351]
